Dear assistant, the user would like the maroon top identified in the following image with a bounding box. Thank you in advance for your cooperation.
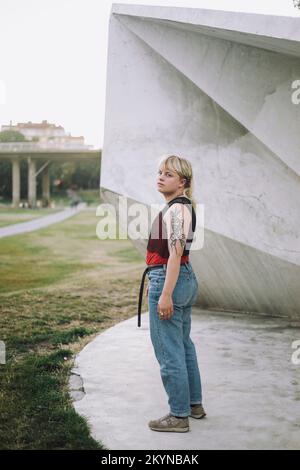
[146,196,196,265]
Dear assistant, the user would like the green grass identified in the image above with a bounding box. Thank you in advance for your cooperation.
[108,246,144,263]
[0,235,102,293]
[0,206,145,449]
[0,350,104,449]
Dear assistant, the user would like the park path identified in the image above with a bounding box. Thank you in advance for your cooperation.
[0,203,87,238]
[71,308,299,450]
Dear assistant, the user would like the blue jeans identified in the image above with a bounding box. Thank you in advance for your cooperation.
[147,262,203,417]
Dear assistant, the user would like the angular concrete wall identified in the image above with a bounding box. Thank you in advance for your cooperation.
[100,4,300,321]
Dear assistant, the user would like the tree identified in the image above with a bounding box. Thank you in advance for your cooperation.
[0,130,26,142]
[50,159,100,190]
[293,0,300,9]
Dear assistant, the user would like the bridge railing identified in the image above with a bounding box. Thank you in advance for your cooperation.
[0,142,94,152]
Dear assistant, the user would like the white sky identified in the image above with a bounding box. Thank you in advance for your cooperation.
[0,0,299,148]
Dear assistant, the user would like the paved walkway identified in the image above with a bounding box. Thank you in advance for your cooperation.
[0,203,87,238]
[70,308,300,450]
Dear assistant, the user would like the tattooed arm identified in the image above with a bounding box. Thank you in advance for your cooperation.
[160,203,191,301]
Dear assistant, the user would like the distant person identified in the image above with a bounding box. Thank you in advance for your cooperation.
[67,185,81,208]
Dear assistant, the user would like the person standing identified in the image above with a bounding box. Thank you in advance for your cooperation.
[145,154,206,433]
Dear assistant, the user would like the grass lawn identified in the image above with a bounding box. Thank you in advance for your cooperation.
[0,206,146,449]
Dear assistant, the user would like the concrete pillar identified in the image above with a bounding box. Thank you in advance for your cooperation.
[28,157,36,208]
[12,159,20,208]
[42,165,50,207]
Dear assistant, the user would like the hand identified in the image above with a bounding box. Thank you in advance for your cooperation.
[146,284,149,297]
[157,292,173,320]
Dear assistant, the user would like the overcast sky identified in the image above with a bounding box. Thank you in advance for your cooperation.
[0,0,299,148]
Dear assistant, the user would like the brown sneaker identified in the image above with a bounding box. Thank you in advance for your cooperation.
[190,403,206,419]
[148,412,189,432]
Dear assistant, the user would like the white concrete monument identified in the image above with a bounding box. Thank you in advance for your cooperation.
[100,3,300,322]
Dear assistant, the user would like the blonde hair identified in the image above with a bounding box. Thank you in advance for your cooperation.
[157,154,197,210]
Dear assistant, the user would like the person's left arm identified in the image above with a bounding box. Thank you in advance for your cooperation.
[157,203,191,319]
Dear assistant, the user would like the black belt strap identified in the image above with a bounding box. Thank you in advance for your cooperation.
[137,264,166,327]
[137,262,189,327]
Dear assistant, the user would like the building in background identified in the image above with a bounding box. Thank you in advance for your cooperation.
[1,120,91,149]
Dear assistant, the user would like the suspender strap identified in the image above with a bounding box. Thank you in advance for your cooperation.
[137,264,166,327]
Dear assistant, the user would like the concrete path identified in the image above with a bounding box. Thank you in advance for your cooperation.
[70,308,300,450]
[0,203,87,238]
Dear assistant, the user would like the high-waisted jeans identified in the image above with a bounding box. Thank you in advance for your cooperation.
[147,262,203,417]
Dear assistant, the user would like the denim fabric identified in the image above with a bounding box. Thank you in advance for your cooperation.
[147,262,203,417]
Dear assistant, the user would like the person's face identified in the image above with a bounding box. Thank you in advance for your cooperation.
[156,165,186,195]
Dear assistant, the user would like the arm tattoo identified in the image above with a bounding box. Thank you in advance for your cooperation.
[169,206,186,255]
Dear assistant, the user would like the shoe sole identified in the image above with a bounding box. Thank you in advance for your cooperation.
[189,413,206,419]
[149,426,189,432]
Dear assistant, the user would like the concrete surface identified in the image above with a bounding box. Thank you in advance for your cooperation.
[0,202,86,238]
[71,308,300,450]
[100,4,300,320]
